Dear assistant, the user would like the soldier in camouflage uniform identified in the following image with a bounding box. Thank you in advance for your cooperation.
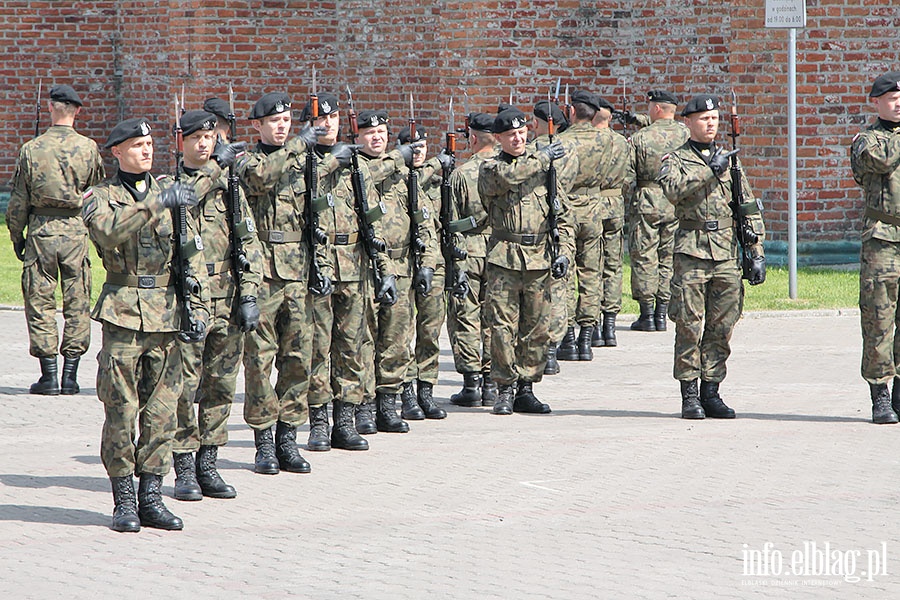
[6,84,105,396]
[850,71,900,424]
[658,94,766,420]
[357,110,438,433]
[83,117,208,532]
[479,107,575,415]
[168,111,262,501]
[237,92,334,475]
[627,90,689,335]
[448,113,498,407]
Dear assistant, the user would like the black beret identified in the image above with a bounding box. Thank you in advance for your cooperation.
[49,84,82,107]
[869,72,900,98]
[492,108,528,133]
[533,100,568,129]
[105,117,152,149]
[681,94,721,117]
[571,89,600,111]
[180,110,217,137]
[468,112,495,132]
[497,102,513,114]
[249,92,292,120]
[203,97,230,120]
[595,96,615,112]
[398,125,427,144]
[357,109,390,129]
[299,92,340,121]
[647,90,678,105]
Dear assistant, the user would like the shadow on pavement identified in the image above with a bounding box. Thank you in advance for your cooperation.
[550,409,866,422]
[0,473,109,493]
[0,504,109,527]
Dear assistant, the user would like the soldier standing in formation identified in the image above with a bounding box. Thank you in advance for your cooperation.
[658,94,766,420]
[851,71,900,424]
[6,84,105,396]
[83,117,208,532]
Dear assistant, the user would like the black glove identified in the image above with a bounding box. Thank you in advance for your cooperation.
[310,274,334,297]
[13,238,26,262]
[450,269,469,299]
[160,182,199,209]
[213,141,248,168]
[414,266,434,296]
[178,319,206,344]
[376,274,398,306]
[436,151,454,171]
[708,148,739,177]
[741,220,760,245]
[398,141,425,168]
[746,253,766,286]
[299,124,327,149]
[613,109,639,126]
[237,295,260,332]
[330,142,360,168]
[538,140,566,162]
[551,255,569,279]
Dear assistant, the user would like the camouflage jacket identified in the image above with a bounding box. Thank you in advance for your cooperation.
[851,119,900,243]
[7,125,105,242]
[558,123,633,219]
[658,141,765,261]
[237,140,333,283]
[596,127,634,220]
[83,173,209,332]
[450,151,494,258]
[478,146,575,271]
[628,118,689,218]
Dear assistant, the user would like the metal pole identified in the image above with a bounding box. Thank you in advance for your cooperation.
[788,27,798,299]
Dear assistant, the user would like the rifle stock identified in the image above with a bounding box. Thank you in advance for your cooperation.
[172,92,201,338]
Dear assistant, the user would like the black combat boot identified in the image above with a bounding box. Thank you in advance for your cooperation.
[253,427,280,474]
[307,403,331,451]
[109,476,141,533]
[557,326,579,361]
[892,377,900,420]
[699,381,735,419]
[60,356,81,395]
[591,324,604,347]
[450,372,482,407]
[577,326,594,361]
[602,312,618,347]
[196,445,236,498]
[513,381,552,414]
[172,452,202,501]
[492,384,515,415]
[375,391,409,433]
[400,381,425,420]
[630,301,656,332]
[30,356,60,395]
[275,421,311,473]
[355,400,378,435]
[137,473,183,530]
[544,344,560,375]
[654,300,669,332]
[417,381,447,419]
[331,400,370,450]
[680,379,704,419]
[481,373,498,407]
[871,383,899,424]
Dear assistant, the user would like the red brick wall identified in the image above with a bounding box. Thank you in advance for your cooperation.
[3,1,899,243]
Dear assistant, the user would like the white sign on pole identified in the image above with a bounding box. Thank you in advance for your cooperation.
[765,0,807,28]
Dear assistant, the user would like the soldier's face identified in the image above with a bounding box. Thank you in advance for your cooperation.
[112,135,154,173]
[315,111,341,145]
[412,139,427,167]
[687,110,719,144]
[876,92,900,122]
[253,112,291,146]
[497,126,528,156]
[183,130,216,169]
[359,125,388,156]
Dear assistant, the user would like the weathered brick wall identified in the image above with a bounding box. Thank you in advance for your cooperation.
[2,1,899,244]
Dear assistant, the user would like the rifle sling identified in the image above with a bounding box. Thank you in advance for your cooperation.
[865,207,900,227]
[447,216,477,234]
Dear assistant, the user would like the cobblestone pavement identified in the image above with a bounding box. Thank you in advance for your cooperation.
[0,307,897,599]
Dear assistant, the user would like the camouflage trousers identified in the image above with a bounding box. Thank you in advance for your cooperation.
[21,231,92,358]
[859,238,900,384]
[549,272,570,344]
[407,263,446,385]
[372,275,414,394]
[97,321,181,478]
[669,254,743,382]
[564,206,603,328]
[599,215,625,314]
[309,277,370,407]
[173,295,243,452]
[629,210,678,304]
[487,264,552,386]
[448,254,492,375]
[242,278,313,430]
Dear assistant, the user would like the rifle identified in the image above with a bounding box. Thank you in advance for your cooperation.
[728,89,759,281]
[34,79,43,138]
[171,90,202,339]
[406,93,426,276]
[224,83,252,305]
[440,97,474,298]
[304,67,332,293]
[546,85,561,264]
[457,91,470,140]
[345,87,387,295]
